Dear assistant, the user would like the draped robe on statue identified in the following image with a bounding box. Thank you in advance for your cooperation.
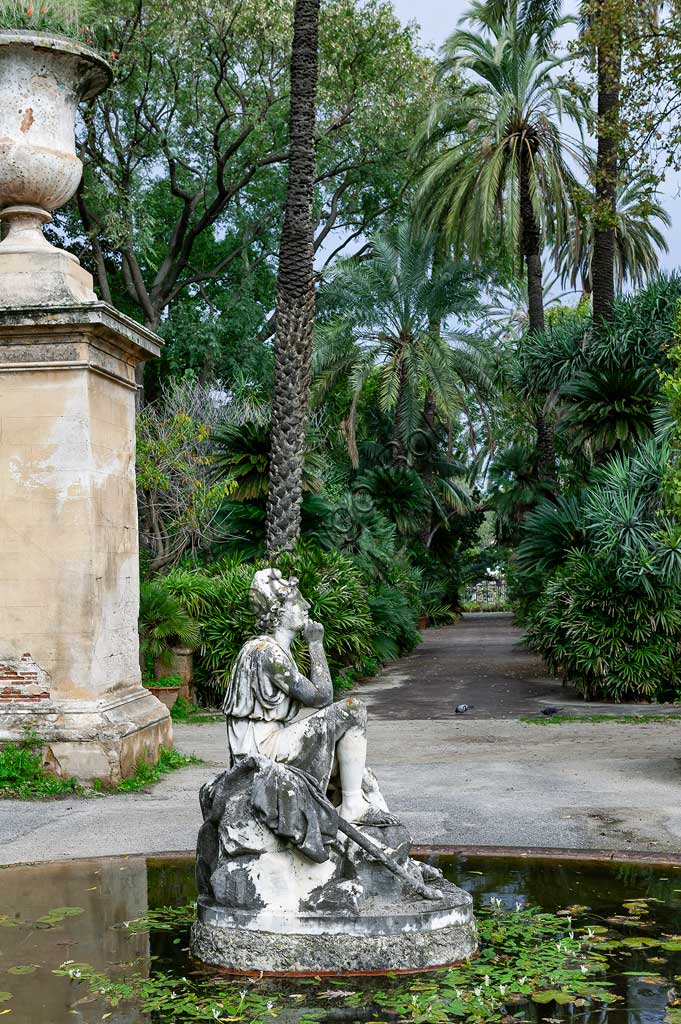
[221,636,342,791]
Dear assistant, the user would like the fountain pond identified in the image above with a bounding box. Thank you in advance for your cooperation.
[0,853,680,1023]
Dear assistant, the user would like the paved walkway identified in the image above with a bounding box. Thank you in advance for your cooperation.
[355,612,681,720]
[1,614,680,864]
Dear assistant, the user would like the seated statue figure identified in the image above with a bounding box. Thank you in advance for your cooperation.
[222,567,385,824]
[196,566,446,922]
[191,569,473,974]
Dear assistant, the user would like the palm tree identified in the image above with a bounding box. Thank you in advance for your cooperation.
[266,0,321,557]
[585,0,622,326]
[521,0,650,326]
[555,174,670,297]
[488,443,557,543]
[416,11,585,338]
[557,362,658,461]
[213,418,325,501]
[415,7,585,481]
[317,221,493,467]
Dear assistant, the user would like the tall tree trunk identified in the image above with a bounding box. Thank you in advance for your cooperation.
[421,239,444,542]
[391,348,410,466]
[520,148,557,483]
[265,0,321,557]
[591,0,622,327]
[520,150,545,337]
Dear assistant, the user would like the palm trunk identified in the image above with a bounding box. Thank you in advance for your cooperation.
[421,241,444,541]
[391,349,410,466]
[265,0,321,557]
[520,147,557,483]
[591,0,622,327]
[520,150,545,336]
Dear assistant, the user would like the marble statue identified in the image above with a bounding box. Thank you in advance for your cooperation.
[191,568,478,974]
[222,568,386,825]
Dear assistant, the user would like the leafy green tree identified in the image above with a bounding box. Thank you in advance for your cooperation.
[136,378,235,570]
[71,0,431,339]
[415,8,584,339]
[522,0,672,327]
[416,4,585,479]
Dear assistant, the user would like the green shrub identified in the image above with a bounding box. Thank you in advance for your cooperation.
[145,674,184,688]
[525,550,681,701]
[154,544,420,698]
[138,580,201,673]
[519,439,681,701]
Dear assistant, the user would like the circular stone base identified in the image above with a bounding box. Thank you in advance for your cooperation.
[191,882,478,975]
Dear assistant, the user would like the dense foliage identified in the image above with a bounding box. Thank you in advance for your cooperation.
[143,546,421,696]
[3,0,672,700]
[498,279,681,701]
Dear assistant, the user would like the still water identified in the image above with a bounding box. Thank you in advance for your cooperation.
[0,853,680,1023]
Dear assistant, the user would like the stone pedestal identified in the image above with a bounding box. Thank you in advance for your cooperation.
[0,303,172,784]
[192,882,477,975]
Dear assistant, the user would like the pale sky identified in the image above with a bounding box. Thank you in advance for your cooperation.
[389,0,681,275]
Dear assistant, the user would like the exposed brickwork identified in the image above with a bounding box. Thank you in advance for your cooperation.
[0,653,50,701]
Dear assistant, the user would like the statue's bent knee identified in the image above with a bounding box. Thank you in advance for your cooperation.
[338,696,368,729]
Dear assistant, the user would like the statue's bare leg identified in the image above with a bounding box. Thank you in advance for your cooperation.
[268,697,374,822]
[335,701,371,823]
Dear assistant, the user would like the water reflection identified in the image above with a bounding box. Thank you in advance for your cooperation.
[0,857,149,1023]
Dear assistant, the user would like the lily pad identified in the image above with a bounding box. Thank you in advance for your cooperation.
[532,990,577,1005]
[7,965,36,975]
[35,907,84,925]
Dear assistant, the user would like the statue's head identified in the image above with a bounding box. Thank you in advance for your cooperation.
[249,568,310,635]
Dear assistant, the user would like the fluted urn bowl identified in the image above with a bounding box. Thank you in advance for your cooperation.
[0,31,111,215]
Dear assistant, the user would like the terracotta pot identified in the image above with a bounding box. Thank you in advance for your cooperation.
[0,31,110,255]
[418,614,428,630]
[145,685,181,711]
[154,647,194,700]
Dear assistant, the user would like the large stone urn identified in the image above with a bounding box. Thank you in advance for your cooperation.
[0,31,111,304]
[0,31,172,784]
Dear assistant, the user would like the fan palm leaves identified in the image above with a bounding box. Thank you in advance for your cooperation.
[138,581,202,669]
[515,492,587,576]
[212,417,324,500]
[489,442,557,542]
[557,363,659,460]
[318,221,493,466]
